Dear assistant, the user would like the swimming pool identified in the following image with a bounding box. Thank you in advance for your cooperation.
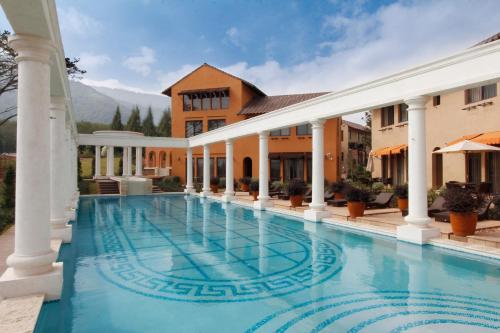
[35,195,500,332]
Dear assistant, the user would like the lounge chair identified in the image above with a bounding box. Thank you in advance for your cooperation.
[269,183,282,197]
[366,192,393,209]
[303,187,313,203]
[327,193,348,207]
[428,196,446,217]
[434,196,495,223]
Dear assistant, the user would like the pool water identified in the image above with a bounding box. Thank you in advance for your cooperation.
[36,195,500,332]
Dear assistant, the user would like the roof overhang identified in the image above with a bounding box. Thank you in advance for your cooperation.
[78,133,189,148]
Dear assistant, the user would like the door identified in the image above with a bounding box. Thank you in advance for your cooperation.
[243,157,252,178]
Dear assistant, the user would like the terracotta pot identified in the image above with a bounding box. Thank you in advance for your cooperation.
[334,192,345,200]
[290,195,304,207]
[450,211,477,237]
[397,198,408,211]
[210,185,218,193]
[347,201,365,219]
[251,191,259,201]
[241,184,249,192]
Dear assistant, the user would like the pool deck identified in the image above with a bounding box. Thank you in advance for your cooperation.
[209,191,500,259]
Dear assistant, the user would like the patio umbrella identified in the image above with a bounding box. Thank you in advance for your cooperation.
[366,152,374,172]
[433,140,500,154]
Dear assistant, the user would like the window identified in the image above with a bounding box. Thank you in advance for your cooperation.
[183,94,192,111]
[306,157,312,183]
[208,119,226,131]
[296,124,312,136]
[381,106,394,127]
[465,83,497,104]
[270,127,291,136]
[340,130,344,141]
[210,158,214,177]
[433,95,441,106]
[202,93,210,110]
[211,92,220,109]
[185,120,203,137]
[196,158,203,180]
[192,94,201,110]
[216,158,226,177]
[283,158,304,181]
[270,159,281,181]
[221,90,230,109]
[398,103,408,123]
[382,156,389,181]
[467,153,482,184]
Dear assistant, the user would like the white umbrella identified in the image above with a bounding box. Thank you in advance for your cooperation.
[433,140,500,154]
[366,152,374,172]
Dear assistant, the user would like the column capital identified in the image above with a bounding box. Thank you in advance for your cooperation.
[258,130,269,138]
[310,119,326,127]
[8,34,56,64]
[225,138,234,145]
[404,96,428,109]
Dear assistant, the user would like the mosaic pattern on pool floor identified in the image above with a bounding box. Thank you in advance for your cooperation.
[91,197,343,302]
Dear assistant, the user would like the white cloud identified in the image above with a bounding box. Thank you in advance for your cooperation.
[79,78,159,95]
[225,26,244,49]
[123,46,156,76]
[78,52,111,69]
[58,7,102,35]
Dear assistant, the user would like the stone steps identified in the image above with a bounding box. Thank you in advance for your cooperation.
[0,294,44,333]
[96,180,119,194]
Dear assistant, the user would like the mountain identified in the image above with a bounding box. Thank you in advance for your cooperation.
[0,81,171,125]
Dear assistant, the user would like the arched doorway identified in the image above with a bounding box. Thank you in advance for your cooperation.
[432,147,443,188]
[243,157,252,178]
[160,151,167,168]
[149,151,156,167]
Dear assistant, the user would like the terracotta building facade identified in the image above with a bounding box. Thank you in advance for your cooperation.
[146,64,341,185]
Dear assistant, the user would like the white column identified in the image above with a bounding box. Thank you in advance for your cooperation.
[106,146,115,177]
[254,131,272,210]
[94,145,101,177]
[304,119,330,221]
[185,147,195,193]
[63,127,76,221]
[222,139,234,202]
[0,34,62,301]
[135,146,143,176]
[49,97,72,243]
[122,146,128,177]
[397,96,439,244]
[127,146,133,176]
[201,144,212,197]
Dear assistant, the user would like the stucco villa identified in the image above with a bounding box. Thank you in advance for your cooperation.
[340,120,370,179]
[370,35,500,192]
[145,63,341,184]
[1,1,500,332]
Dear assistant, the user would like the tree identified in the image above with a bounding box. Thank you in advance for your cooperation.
[157,109,171,137]
[126,106,142,132]
[0,30,86,126]
[0,164,15,228]
[362,111,372,129]
[142,107,156,136]
[111,106,124,131]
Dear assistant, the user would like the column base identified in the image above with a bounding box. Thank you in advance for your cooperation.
[304,208,330,222]
[200,190,213,198]
[0,262,63,301]
[253,199,273,210]
[50,224,72,243]
[65,209,76,221]
[184,187,196,194]
[221,192,235,202]
[396,224,440,245]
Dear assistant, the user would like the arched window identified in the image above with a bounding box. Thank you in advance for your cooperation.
[160,151,167,168]
[149,151,156,167]
[243,157,252,178]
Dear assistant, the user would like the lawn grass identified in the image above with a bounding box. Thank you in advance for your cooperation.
[80,157,135,178]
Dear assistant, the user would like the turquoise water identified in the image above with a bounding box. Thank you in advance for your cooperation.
[36,195,500,332]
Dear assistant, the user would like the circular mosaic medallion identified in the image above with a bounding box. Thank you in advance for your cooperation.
[92,215,344,302]
[246,291,500,332]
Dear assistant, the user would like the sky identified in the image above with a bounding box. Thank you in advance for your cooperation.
[1,0,499,124]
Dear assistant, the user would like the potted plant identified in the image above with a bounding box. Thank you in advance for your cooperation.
[330,180,347,199]
[345,187,371,218]
[394,184,408,211]
[249,180,259,201]
[287,178,306,207]
[210,177,219,193]
[239,177,251,192]
[443,187,479,236]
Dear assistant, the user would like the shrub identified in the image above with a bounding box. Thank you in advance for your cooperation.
[78,180,90,195]
[239,177,251,185]
[287,178,306,196]
[158,176,183,192]
[0,165,15,230]
[249,180,259,192]
[270,180,283,191]
[210,176,219,186]
[443,187,479,213]
[394,184,408,199]
[330,180,348,193]
[345,187,371,202]
[489,196,500,220]
[219,177,226,187]
[372,182,384,193]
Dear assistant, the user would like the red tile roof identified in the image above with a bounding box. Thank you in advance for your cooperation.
[238,92,329,115]
[474,32,500,46]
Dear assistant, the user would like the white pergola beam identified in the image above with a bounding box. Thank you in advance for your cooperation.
[77,133,189,148]
[188,40,500,147]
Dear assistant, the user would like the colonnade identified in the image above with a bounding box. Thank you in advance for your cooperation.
[94,145,143,178]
